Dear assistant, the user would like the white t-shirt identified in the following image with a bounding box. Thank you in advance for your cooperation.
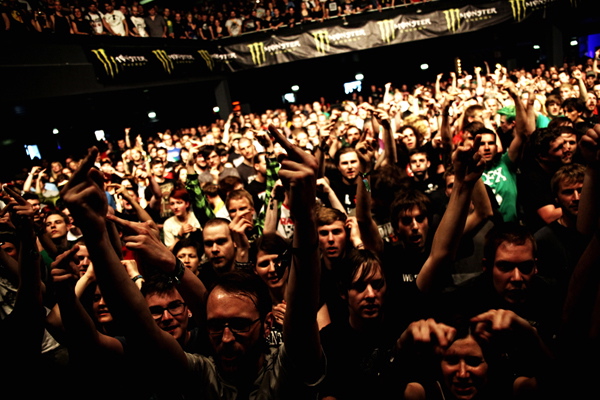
[130,15,148,37]
[103,10,127,36]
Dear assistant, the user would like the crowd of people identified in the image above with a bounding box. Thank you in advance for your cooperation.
[2,47,600,399]
[1,0,424,38]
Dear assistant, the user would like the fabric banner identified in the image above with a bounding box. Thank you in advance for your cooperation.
[88,0,557,82]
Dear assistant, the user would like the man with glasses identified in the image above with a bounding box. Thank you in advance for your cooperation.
[59,124,324,398]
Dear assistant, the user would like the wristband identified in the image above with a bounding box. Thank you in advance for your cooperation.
[132,274,144,283]
[359,171,371,193]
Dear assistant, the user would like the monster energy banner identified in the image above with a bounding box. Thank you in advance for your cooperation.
[89,0,555,81]
[88,45,215,83]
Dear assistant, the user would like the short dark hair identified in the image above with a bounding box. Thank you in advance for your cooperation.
[482,222,536,269]
[207,270,272,320]
[551,163,585,197]
[390,189,430,232]
[316,206,347,227]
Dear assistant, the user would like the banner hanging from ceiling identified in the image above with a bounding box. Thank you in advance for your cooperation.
[88,0,557,82]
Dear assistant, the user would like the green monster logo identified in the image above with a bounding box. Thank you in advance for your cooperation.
[198,50,214,71]
[509,0,526,22]
[91,48,119,79]
[248,42,266,66]
[152,50,174,74]
[312,30,330,54]
[377,20,395,44]
[443,8,461,33]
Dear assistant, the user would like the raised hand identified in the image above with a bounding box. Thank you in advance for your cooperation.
[454,135,484,184]
[267,124,318,219]
[60,147,108,237]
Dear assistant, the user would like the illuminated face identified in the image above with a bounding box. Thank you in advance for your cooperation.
[255,250,289,290]
[560,133,577,164]
[227,197,254,224]
[238,139,256,161]
[177,246,200,275]
[346,128,361,144]
[45,214,69,239]
[92,286,113,325]
[547,102,562,117]
[586,93,597,112]
[556,180,583,217]
[491,240,537,304]
[401,128,417,150]
[409,152,430,178]
[203,224,236,272]
[346,263,386,327]
[441,336,489,400]
[151,162,165,177]
[207,151,221,169]
[477,133,498,164]
[75,245,92,277]
[169,197,189,218]
[147,289,190,344]
[396,205,429,250]
[318,220,347,260]
[338,151,359,182]
[206,287,264,376]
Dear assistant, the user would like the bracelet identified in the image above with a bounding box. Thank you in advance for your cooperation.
[132,274,144,283]
[168,259,186,285]
[355,243,365,249]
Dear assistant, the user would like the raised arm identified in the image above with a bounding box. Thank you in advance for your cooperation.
[60,147,188,375]
[416,137,485,293]
[269,125,324,384]
[506,82,536,164]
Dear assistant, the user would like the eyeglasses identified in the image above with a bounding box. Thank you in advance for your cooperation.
[495,260,536,275]
[206,317,261,335]
[149,301,186,320]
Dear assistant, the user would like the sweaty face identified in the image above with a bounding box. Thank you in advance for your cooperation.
[206,288,264,376]
[146,289,189,344]
[338,152,359,182]
[396,205,429,250]
[203,224,236,272]
[177,246,200,275]
[346,263,386,327]
[556,180,583,217]
[441,336,489,400]
[491,241,537,304]
[255,250,289,290]
[318,220,347,259]
[477,133,498,164]
[45,214,69,239]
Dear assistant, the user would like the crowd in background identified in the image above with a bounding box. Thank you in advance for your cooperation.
[2,40,600,399]
[1,0,431,37]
